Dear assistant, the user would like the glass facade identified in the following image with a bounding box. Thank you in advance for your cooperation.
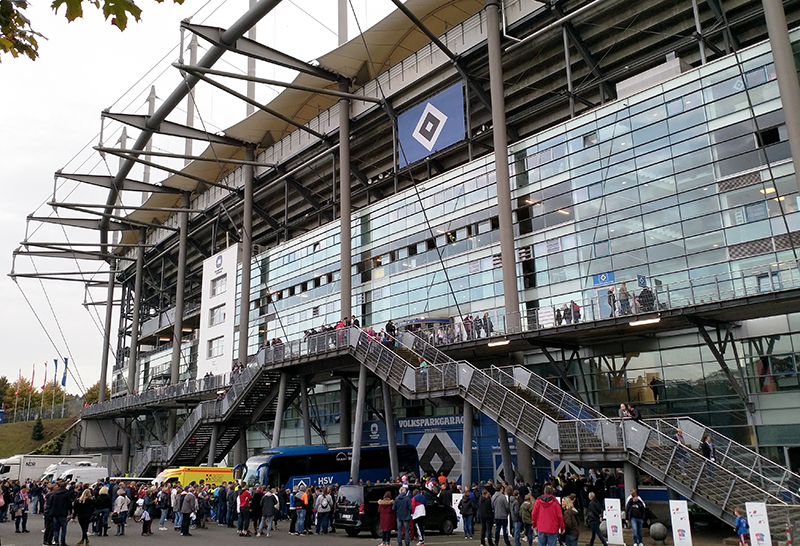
[233,32,800,459]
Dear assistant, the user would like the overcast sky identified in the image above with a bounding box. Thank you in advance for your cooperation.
[0,0,395,395]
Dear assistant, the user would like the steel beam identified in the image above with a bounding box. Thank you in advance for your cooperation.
[498,424,515,484]
[57,173,180,194]
[693,319,754,413]
[182,22,340,82]
[301,376,312,446]
[350,364,368,480]
[103,112,248,147]
[96,146,274,168]
[180,66,328,142]
[175,65,382,103]
[100,0,286,252]
[381,380,399,479]
[99,262,116,403]
[127,228,146,396]
[271,372,288,448]
[339,78,352,320]
[462,401,473,488]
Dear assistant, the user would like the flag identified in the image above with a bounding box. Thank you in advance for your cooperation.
[61,357,68,387]
[30,363,35,392]
[53,359,58,387]
[42,361,47,391]
[14,369,20,397]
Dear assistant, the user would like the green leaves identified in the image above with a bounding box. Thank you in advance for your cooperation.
[1,0,181,61]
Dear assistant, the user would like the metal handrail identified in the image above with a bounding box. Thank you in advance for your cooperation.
[647,417,800,503]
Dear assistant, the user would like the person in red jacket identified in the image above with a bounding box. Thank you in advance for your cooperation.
[530,486,564,546]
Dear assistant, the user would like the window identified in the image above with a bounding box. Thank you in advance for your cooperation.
[594,240,610,257]
[756,125,783,147]
[208,337,224,358]
[209,304,226,327]
[744,201,768,222]
[211,275,227,297]
[666,98,684,117]
[583,132,598,147]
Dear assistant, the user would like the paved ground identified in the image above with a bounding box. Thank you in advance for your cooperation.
[0,514,740,546]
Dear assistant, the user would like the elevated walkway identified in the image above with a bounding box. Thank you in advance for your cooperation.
[129,325,800,532]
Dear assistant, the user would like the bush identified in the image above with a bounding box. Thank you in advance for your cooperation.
[31,416,45,440]
[34,432,66,455]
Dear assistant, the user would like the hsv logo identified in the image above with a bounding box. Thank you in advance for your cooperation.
[610,525,619,534]
[412,103,448,152]
[755,533,766,543]
[677,529,686,538]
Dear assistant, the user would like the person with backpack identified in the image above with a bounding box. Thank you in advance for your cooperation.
[314,486,333,534]
[458,488,475,539]
[624,489,646,546]
[112,488,130,536]
[156,486,170,531]
[257,487,279,537]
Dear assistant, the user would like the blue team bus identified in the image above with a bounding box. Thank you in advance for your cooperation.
[239,445,419,489]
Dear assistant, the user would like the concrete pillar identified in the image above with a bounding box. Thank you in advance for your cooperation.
[339,78,352,320]
[498,424,515,485]
[762,0,800,196]
[239,426,249,464]
[99,261,115,402]
[127,228,146,396]
[300,376,312,445]
[349,365,368,481]
[381,381,399,480]
[271,372,288,448]
[690,0,708,64]
[516,440,534,486]
[340,380,352,447]
[238,146,255,367]
[208,424,220,466]
[485,1,521,332]
[184,35,197,162]
[624,462,637,499]
[462,401,473,488]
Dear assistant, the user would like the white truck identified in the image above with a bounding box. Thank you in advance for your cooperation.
[0,454,104,482]
[41,458,104,482]
[58,466,110,484]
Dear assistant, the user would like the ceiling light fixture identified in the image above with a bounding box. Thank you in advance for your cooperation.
[487,339,510,347]
[629,317,661,327]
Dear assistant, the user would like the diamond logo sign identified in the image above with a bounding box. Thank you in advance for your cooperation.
[412,103,448,152]
[398,82,465,168]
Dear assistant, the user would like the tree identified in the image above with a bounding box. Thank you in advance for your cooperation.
[83,380,110,406]
[0,376,8,408]
[31,416,45,440]
[0,0,184,62]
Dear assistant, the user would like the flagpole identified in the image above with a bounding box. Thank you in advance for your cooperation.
[13,392,18,423]
[26,386,32,421]
[52,359,57,420]
[61,393,65,418]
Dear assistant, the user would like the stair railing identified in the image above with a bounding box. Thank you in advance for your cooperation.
[646,417,800,504]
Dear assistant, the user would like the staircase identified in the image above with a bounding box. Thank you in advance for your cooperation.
[132,366,300,477]
[351,328,800,533]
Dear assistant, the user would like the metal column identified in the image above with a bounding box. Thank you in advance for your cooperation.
[120,419,130,474]
[349,364,368,481]
[498,425,515,485]
[340,380,352,447]
[381,381,399,480]
[300,376,312,445]
[462,402,473,488]
[127,228,146,396]
[339,79,352,320]
[762,0,800,195]
[246,0,257,116]
[239,426,249,464]
[168,192,190,440]
[338,0,347,46]
[99,261,115,402]
[691,0,708,64]
[485,1,521,332]
[238,146,255,367]
[271,372,288,448]
[562,26,575,118]
[208,424,220,466]
[184,34,198,163]
[624,462,637,499]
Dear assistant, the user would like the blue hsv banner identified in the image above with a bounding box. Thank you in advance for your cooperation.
[398,82,465,168]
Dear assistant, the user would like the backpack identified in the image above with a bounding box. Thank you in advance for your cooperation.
[320,496,330,510]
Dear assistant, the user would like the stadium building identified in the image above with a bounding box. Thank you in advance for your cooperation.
[16,0,800,531]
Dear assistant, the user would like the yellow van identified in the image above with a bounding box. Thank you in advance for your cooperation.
[152,466,234,486]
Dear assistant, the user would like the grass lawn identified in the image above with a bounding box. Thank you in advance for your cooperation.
[0,418,76,458]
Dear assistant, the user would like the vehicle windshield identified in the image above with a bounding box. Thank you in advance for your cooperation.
[336,485,363,507]
[243,462,266,486]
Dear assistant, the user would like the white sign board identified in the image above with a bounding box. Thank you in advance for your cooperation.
[604,498,624,545]
[452,493,463,533]
[669,500,693,546]
[745,502,772,546]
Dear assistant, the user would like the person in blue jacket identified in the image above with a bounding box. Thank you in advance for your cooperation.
[393,487,413,546]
